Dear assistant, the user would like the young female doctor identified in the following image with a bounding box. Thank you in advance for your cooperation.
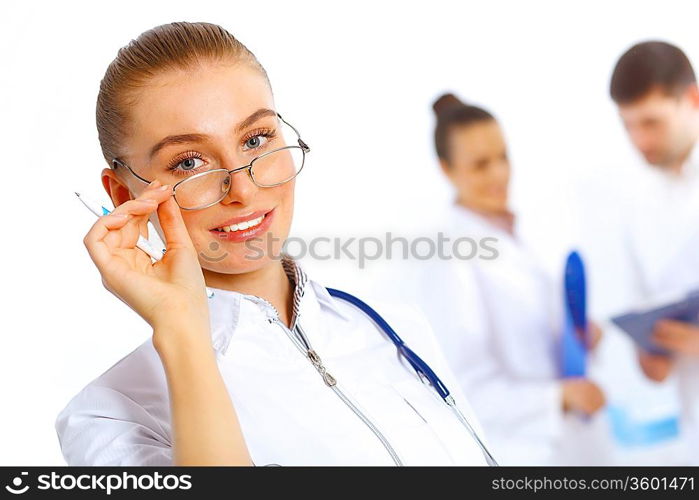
[389,94,607,465]
[54,22,495,466]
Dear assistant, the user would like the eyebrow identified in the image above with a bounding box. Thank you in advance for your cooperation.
[149,134,208,159]
[148,108,278,159]
[234,108,278,135]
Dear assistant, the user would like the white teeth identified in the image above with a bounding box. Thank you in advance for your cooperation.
[214,214,265,233]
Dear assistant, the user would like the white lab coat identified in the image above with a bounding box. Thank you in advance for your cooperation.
[377,203,605,465]
[616,145,699,464]
[55,257,490,466]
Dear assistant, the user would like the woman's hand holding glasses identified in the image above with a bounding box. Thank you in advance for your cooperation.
[82,179,211,349]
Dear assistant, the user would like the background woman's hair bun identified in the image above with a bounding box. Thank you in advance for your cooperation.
[432,93,466,118]
[431,93,495,161]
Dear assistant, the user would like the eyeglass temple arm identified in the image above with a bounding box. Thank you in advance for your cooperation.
[111,158,153,184]
[277,112,310,152]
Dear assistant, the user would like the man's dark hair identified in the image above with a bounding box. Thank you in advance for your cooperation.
[610,41,696,104]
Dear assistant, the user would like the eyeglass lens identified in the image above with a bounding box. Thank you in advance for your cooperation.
[174,146,304,209]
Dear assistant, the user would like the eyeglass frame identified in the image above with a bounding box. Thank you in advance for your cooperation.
[111,112,310,211]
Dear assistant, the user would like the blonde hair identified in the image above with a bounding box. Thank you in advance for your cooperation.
[96,21,270,163]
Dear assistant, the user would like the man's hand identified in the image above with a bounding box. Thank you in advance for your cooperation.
[652,319,699,356]
[638,350,675,382]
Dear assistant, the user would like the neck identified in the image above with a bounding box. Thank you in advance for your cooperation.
[202,260,293,327]
[668,121,699,175]
[456,197,515,235]
[456,197,510,218]
[668,141,697,176]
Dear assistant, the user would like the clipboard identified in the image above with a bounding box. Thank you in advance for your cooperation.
[611,290,699,355]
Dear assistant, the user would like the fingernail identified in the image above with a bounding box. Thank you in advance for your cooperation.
[111,213,129,218]
[158,184,171,191]
[148,179,161,188]
[142,198,157,204]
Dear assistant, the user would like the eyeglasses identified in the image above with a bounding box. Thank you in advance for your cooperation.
[111,112,310,211]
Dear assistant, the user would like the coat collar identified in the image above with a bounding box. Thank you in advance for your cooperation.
[203,255,351,355]
[449,201,518,239]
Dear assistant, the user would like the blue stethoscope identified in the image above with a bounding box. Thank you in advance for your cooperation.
[326,287,499,466]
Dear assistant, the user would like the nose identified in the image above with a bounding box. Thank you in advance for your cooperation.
[493,158,510,183]
[219,166,259,206]
[629,128,654,154]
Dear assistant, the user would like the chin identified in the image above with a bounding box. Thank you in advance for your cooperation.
[194,214,290,273]
[485,200,508,214]
[199,252,279,275]
[643,152,668,167]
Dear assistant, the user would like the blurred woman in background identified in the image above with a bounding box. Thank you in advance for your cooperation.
[388,93,607,465]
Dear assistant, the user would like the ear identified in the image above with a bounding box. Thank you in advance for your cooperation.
[101,167,135,208]
[439,158,452,179]
[685,84,699,109]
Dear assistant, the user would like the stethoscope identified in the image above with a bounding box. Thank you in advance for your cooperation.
[326,288,499,466]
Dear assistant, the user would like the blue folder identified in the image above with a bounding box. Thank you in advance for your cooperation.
[561,250,588,377]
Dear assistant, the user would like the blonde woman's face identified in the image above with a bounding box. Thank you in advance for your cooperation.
[108,62,295,275]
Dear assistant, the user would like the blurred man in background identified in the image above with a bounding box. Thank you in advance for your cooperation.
[610,40,699,464]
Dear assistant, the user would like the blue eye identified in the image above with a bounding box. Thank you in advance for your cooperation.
[244,135,267,150]
[166,155,208,176]
[179,157,204,171]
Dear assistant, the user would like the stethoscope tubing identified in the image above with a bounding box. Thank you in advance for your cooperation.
[326,287,499,466]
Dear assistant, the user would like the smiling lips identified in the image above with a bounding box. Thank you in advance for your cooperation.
[208,208,275,242]
[212,214,265,232]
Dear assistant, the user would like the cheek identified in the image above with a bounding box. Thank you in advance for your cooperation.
[258,182,295,248]
[669,118,689,142]
[180,213,210,251]
[451,165,470,182]
[461,170,488,191]
[473,171,504,198]
[658,116,678,136]
[496,164,511,185]
[274,182,295,219]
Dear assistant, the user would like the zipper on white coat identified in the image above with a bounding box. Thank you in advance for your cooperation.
[252,296,404,466]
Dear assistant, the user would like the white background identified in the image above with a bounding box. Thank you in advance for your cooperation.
[1,0,697,464]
